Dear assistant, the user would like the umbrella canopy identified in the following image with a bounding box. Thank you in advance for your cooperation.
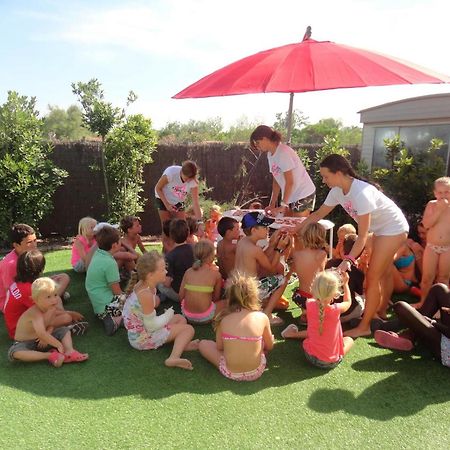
[173,31,449,141]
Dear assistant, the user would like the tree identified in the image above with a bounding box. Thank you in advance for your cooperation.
[71,79,137,210]
[372,136,445,224]
[104,114,158,222]
[42,104,93,140]
[272,109,308,143]
[0,91,68,243]
[158,117,224,143]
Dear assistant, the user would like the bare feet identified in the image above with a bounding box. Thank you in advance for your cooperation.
[184,339,200,351]
[344,326,372,338]
[165,357,193,370]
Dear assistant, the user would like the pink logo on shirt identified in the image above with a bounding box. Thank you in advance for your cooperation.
[343,201,358,219]
[271,163,282,177]
[172,185,187,200]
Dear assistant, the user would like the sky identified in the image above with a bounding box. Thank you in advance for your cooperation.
[1,0,450,130]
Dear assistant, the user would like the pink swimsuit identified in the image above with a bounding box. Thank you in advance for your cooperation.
[219,333,266,381]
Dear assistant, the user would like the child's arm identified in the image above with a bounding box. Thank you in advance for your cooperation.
[178,273,187,300]
[422,200,447,230]
[337,272,352,314]
[215,326,224,351]
[110,282,123,296]
[32,311,64,353]
[73,236,87,261]
[136,235,147,253]
[261,314,275,351]
[212,272,222,302]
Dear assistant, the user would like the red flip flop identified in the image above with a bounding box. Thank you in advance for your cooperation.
[64,350,89,363]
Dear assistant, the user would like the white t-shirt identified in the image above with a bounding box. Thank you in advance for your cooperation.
[324,179,409,236]
[154,165,198,205]
[267,143,315,203]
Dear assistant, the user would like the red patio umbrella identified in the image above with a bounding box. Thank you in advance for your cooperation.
[173,28,450,142]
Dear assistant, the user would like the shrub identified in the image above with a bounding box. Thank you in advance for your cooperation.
[0,92,67,245]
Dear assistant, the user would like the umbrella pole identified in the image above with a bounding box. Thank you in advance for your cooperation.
[286,92,294,144]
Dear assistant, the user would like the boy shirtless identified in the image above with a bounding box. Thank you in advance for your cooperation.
[418,177,450,307]
[120,216,147,255]
[8,278,88,367]
[235,212,290,325]
[216,217,240,280]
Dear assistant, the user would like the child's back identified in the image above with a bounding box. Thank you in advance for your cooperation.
[179,240,223,324]
[293,223,328,295]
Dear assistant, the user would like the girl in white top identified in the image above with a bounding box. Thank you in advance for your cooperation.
[154,160,202,229]
[296,154,409,338]
[250,125,316,217]
[123,251,199,370]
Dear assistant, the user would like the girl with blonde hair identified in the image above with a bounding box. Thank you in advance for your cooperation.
[71,216,97,272]
[282,270,354,369]
[122,251,199,370]
[179,240,224,324]
[290,222,328,325]
[198,271,274,381]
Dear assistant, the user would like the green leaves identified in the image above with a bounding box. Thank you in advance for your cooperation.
[0,92,68,243]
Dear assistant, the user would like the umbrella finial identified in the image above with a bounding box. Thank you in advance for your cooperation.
[302,26,312,41]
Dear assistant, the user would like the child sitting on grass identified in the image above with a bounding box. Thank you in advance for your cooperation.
[158,219,194,304]
[161,219,175,254]
[71,216,97,273]
[123,251,199,370]
[86,225,126,336]
[216,216,240,280]
[235,212,291,326]
[179,240,224,324]
[1,223,70,311]
[4,250,87,339]
[205,205,222,243]
[332,223,357,259]
[282,270,353,370]
[8,277,88,368]
[120,215,147,256]
[291,223,328,325]
[199,271,274,381]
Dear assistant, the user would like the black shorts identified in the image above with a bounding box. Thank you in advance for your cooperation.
[154,198,185,212]
[290,192,316,213]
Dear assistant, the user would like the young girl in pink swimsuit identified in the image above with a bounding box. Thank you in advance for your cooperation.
[179,240,224,325]
[71,217,97,273]
[199,271,274,381]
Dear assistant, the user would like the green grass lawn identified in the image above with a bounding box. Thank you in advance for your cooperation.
[0,246,449,449]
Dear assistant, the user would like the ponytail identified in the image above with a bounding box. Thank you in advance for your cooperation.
[125,271,139,297]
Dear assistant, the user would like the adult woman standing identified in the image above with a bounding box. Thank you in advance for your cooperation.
[250,125,316,217]
[296,154,409,338]
[154,160,202,229]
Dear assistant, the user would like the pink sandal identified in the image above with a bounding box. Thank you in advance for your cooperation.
[374,330,413,351]
[48,352,65,368]
[64,350,89,363]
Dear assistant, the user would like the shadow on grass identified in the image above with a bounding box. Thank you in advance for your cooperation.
[0,311,324,401]
[308,349,450,420]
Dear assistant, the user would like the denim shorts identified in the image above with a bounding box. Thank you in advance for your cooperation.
[304,350,342,369]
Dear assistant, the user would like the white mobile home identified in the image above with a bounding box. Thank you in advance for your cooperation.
[359,93,450,172]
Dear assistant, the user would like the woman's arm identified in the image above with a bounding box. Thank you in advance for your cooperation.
[294,203,335,234]
[189,186,202,219]
[267,178,281,210]
[155,175,176,211]
[281,169,294,205]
